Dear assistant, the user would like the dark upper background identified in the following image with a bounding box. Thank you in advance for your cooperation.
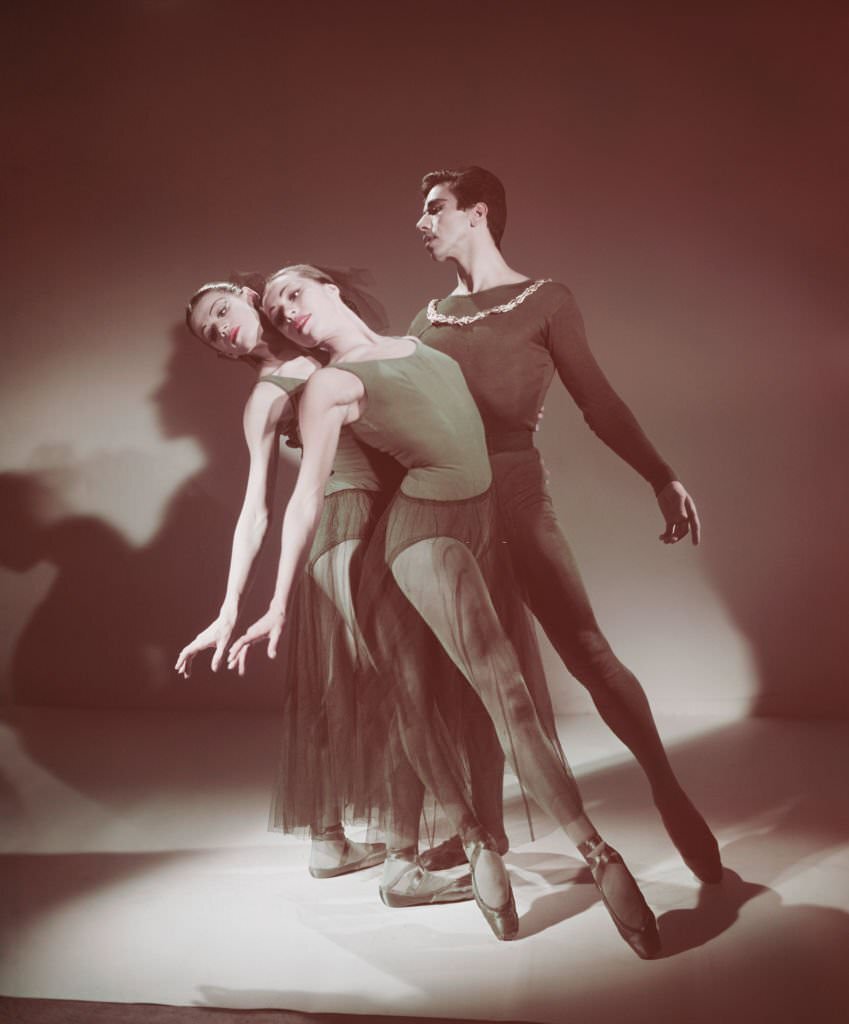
[1,1,846,715]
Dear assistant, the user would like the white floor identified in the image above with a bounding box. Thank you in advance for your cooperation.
[1,708,848,1024]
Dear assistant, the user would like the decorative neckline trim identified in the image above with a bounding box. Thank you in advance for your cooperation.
[426,279,551,327]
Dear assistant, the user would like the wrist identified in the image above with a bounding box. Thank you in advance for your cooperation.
[654,477,680,498]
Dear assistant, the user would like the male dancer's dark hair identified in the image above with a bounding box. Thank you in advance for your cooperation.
[420,166,507,249]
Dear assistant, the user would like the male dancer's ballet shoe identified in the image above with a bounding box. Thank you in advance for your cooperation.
[420,832,509,872]
[309,839,387,879]
[678,843,723,885]
[578,833,661,960]
[419,835,466,871]
[379,850,474,907]
[657,793,723,884]
[463,836,519,941]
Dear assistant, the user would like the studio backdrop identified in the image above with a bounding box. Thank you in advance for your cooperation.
[2,2,846,718]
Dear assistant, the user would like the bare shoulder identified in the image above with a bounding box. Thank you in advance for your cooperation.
[245,379,292,422]
[281,353,320,377]
[303,365,364,406]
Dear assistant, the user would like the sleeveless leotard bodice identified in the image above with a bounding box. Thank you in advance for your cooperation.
[259,373,397,833]
[343,342,578,846]
[260,374,398,494]
[331,342,491,502]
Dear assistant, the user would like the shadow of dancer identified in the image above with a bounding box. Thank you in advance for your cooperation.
[0,320,301,810]
[0,471,149,706]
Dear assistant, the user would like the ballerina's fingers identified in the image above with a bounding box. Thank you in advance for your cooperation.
[266,627,282,660]
[210,634,233,673]
[174,649,193,678]
[227,613,284,673]
[227,633,253,673]
[232,643,249,677]
[175,640,206,678]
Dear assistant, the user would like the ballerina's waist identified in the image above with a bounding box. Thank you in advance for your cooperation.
[486,431,534,455]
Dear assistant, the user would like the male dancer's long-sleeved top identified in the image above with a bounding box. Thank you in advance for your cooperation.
[409,280,675,493]
[410,279,677,662]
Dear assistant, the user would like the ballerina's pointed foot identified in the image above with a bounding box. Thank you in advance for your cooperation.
[463,835,519,942]
[578,834,661,960]
[420,832,510,872]
[657,791,723,884]
[379,850,474,908]
[309,833,387,879]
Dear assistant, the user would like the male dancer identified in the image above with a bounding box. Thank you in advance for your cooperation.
[409,166,721,884]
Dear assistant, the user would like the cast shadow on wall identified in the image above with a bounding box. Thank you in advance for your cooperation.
[2,325,299,712]
[688,393,849,718]
[1,471,147,705]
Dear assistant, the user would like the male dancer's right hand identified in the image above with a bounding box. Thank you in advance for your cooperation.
[657,481,701,546]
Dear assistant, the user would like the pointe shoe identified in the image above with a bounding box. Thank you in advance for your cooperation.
[309,839,386,879]
[463,836,519,941]
[379,851,474,907]
[420,832,510,872]
[578,834,660,960]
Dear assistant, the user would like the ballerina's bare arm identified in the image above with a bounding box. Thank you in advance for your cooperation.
[227,368,363,673]
[174,383,292,678]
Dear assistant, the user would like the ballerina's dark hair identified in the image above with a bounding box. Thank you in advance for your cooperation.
[262,264,389,334]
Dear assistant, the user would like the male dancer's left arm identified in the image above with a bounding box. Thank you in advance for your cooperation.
[546,288,701,546]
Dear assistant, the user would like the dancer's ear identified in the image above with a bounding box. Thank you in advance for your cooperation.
[470,201,489,228]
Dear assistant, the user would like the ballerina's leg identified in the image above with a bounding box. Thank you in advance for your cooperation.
[391,536,659,950]
[304,539,385,876]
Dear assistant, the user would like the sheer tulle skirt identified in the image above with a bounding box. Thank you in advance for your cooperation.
[355,485,583,843]
[268,487,390,834]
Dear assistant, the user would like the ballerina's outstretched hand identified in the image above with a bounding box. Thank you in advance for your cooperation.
[227,607,286,675]
[175,614,238,678]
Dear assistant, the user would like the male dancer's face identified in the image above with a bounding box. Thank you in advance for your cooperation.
[416,183,474,263]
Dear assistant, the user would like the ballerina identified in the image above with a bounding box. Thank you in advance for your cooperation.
[228,263,662,955]
[176,278,392,879]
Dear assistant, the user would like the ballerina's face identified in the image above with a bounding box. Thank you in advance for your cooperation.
[188,287,262,358]
[262,272,342,349]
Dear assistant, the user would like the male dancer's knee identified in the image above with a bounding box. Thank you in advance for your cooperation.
[565,629,629,690]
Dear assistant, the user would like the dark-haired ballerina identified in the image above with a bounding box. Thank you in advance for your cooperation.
[176,280,399,880]
[229,263,661,955]
[410,165,721,885]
